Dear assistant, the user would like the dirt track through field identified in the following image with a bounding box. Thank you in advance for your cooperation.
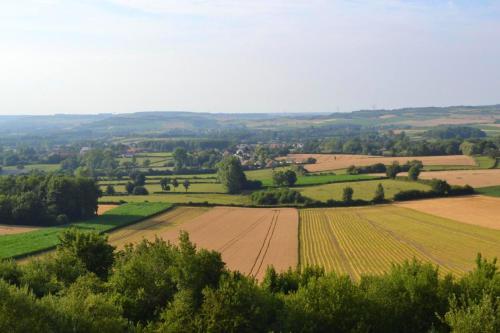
[419,169,500,187]
[109,206,299,280]
[396,196,500,230]
[0,225,39,236]
[97,204,118,215]
[280,154,475,172]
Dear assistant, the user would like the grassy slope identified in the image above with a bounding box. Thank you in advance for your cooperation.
[476,186,500,197]
[297,179,430,201]
[299,205,500,279]
[0,202,171,259]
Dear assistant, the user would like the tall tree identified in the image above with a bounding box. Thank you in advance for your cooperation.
[216,156,247,194]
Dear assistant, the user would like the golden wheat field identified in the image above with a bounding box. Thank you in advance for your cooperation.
[299,206,500,279]
[280,154,476,172]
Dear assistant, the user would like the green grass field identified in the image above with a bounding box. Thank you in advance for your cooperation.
[299,206,500,279]
[0,202,171,259]
[2,164,61,173]
[100,182,225,194]
[476,185,500,197]
[245,168,379,186]
[101,193,251,205]
[297,179,430,201]
[474,155,497,169]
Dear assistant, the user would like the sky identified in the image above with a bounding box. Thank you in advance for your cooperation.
[0,0,499,115]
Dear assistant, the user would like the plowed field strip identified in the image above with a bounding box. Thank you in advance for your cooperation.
[250,210,280,278]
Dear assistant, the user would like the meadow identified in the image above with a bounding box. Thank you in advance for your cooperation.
[296,179,430,201]
[299,206,500,279]
[476,185,500,197]
[0,202,171,259]
[101,193,251,205]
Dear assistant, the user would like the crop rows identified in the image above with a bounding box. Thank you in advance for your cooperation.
[298,206,500,278]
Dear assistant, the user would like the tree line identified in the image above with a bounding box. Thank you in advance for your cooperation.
[0,175,99,226]
[0,229,498,332]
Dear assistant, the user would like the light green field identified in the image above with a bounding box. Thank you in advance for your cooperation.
[0,202,172,259]
[101,182,225,194]
[476,185,500,197]
[474,155,498,169]
[101,193,251,205]
[2,164,60,173]
[297,179,430,201]
[299,205,500,279]
[245,168,378,186]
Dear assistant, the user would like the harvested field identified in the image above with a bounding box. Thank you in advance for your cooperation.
[0,225,39,236]
[97,204,118,215]
[109,206,299,280]
[108,207,211,248]
[419,169,500,187]
[395,196,500,230]
[299,206,500,279]
[280,154,475,172]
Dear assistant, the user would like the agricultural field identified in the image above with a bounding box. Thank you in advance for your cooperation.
[299,206,500,279]
[246,168,381,187]
[280,154,476,172]
[476,185,500,197]
[101,193,251,205]
[296,179,430,202]
[99,182,225,194]
[0,202,171,259]
[0,163,60,174]
[395,196,500,230]
[419,169,500,187]
[109,206,299,280]
[0,225,39,236]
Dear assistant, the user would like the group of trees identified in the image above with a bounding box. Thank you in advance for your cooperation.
[160,177,191,192]
[1,229,498,332]
[216,156,262,194]
[272,169,298,187]
[0,174,99,226]
[251,188,305,205]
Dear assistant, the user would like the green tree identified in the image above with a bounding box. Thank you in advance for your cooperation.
[173,148,189,170]
[216,156,248,194]
[342,187,354,202]
[430,179,451,195]
[408,165,421,181]
[386,162,401,179]
[58,229,115,279]
[183,179,190,192]
[132,186,149,195]
[373,183,385,202]
[160,177,170,191]
[172,178,179,192]
[105,185,115,195]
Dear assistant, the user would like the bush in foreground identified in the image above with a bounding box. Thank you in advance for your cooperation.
[0,231,498,333]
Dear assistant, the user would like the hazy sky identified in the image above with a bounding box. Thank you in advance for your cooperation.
[1,0,499,115]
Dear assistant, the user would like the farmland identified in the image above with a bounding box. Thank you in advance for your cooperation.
[109,206,299,280]
[296,179,430,201]
[0,225,39,236]
[0,202,171,259]
[395,196,500,230]
[299,206,500,279]
[476,185,500,197]
[419,169,500,187]
[101,193,251,205]
[280,154,476,172]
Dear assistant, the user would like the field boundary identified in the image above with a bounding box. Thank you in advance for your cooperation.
[10,204,175,260]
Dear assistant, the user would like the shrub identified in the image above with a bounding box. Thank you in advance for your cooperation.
[55,214,69,225]
[105,185,116,196]
[251,188,305,205]
[132,186,149,195]
[342,187,354,202]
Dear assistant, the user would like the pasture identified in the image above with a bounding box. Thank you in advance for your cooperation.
[299,206,500,279]
[0,202,171,259]
[280,154,476,172]
[476,185,500,197]
[296,179,430,201]
[101,193,251,205]
[395,196,500,230]
[109,206,299,280]
[419,169,500,187]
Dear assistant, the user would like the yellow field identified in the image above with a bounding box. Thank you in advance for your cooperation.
[108,206,210,249]
[299,206,500,279]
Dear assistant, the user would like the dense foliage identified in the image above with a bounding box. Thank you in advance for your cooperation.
[0,175,99,226]
[0,229,498,332]
[216,156,261,193]
[425,126,486,140]
[251,188,306,205]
